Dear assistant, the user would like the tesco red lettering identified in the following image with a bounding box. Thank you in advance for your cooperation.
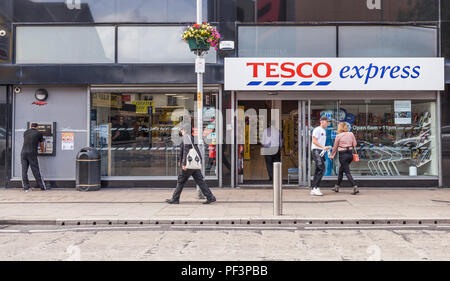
[266,63,279,78]
[296,63,312,78]
[246,62,332,78]
[313,62,332,78]
[246,62,264,78]
[280,63,295,78]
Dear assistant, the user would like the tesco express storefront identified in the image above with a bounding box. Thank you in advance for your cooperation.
[224,58,445,188]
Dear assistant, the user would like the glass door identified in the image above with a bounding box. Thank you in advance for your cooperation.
[309,101,340,179]
[297,100,309,187]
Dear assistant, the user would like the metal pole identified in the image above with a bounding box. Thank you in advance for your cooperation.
[273,162,282,216]
[196,0,205,199]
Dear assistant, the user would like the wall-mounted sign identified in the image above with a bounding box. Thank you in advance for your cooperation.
[132,100,154,114]
[92,93,122,108]
[394,100,412,124]
[224,58,444,91]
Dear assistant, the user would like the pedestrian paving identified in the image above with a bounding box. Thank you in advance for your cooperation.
[0,188,449,224]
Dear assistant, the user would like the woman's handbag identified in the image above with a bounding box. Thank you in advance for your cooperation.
[185,136,202,170]
[352,147,360,162]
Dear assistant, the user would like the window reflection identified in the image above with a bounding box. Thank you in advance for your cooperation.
[16,26,115,64]
[311,100,438,177]
[118,26,217,63]
[236,0,438,22]
[0,87,6,187]
[238,26,336,57]
[90,91,218,177]
[339,26,437,57]
[21,0,208,22]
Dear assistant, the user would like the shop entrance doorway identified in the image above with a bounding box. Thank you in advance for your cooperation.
[236,98,310,186]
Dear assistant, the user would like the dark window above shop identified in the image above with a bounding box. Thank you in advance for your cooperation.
[442,0,450,61]
[0,0,12,22]
[12,0,212,23]
[236,0,439,23]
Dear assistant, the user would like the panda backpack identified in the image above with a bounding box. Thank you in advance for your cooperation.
[185,136,202,170]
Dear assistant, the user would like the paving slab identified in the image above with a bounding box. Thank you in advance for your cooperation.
[0,188,449,225]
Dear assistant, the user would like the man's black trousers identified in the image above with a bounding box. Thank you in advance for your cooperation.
[311,149,326,188]
[21,152,46,189]
[264,150,281,181]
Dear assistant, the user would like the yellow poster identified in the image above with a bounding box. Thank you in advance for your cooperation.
[132,101,154,114]
[284,120,293,154]
[244,124,250,160]
[92,93,122,108]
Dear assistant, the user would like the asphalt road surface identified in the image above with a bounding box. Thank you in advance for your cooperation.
[0,224,449,261]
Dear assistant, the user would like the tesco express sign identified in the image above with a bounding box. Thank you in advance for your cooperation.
[224,58,444,91]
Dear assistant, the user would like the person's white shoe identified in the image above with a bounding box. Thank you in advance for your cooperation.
[310,188,323,196]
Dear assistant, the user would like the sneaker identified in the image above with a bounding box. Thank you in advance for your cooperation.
[310,188,323,196]
[203,196,216,204]
[165,198,179,204]
[332,184,340,193]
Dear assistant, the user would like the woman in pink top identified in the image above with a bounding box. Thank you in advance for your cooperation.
[330,122,359,195]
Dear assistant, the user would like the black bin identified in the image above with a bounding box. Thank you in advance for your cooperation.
[76,147,101,191]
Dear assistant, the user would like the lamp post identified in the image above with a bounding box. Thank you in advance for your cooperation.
[196,0,205,199]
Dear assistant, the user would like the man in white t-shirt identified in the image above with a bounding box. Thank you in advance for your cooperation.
[310,116,331,196]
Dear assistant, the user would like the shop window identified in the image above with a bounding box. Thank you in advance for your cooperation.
[238,26,336,57]
[338,26,437,57]
[311,100,438,178]
[90,91,218,177]
[118,26,217,63]
[15,26,115,64]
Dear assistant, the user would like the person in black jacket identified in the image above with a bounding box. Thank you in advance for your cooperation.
[21,123,47,191]
[166,124,216,204]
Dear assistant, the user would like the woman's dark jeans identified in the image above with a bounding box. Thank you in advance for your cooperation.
[337,150,357,186]
[172,169,214,201]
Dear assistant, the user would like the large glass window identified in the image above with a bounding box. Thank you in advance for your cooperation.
[90,90,218,177]
[236,0,438,22]
[238,26,336,57]
[311,99,438,178]
[118,26,217,63]
[338,26,437,57]
[16,26,115,64]
[0,86,6,187]
[13,0,209,23]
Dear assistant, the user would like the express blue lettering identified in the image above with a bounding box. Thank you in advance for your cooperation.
[411,66,420,78]
[401,66,411,78]
[390,66,401,78]
[340,66,351,78]
[364,63,379,84]
[379,66,391,78]
[350,66,365,79]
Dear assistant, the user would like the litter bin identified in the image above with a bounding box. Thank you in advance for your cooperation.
[76,147,101,191]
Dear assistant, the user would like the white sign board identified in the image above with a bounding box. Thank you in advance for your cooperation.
[394,100,412,124]
[195,57,205,74]
[224,58,444,91]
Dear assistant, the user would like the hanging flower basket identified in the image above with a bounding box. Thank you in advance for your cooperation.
[187,37,209,52]
[182,23,221,54]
